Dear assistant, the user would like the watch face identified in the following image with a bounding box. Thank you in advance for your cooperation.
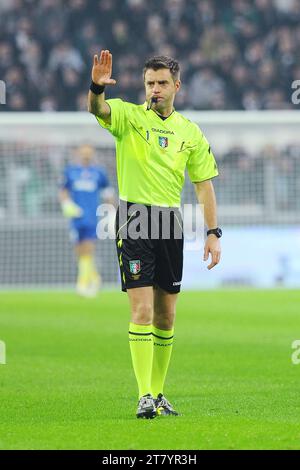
[208,228,222,238]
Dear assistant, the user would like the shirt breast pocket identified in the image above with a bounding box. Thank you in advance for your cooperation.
[173,141,193,173]
[128,119,150,145]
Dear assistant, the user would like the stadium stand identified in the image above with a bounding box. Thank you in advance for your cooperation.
[0,0,299,111]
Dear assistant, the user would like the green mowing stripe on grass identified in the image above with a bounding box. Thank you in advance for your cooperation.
[0,290,300,450]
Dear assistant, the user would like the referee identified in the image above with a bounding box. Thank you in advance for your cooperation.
[88,50,222,419]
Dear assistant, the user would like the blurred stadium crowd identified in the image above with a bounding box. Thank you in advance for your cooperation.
[0,0,299,111]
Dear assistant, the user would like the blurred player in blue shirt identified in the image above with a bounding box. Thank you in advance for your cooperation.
[59,144,114,297]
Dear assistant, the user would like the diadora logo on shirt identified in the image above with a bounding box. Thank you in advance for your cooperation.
[151,128,175,135]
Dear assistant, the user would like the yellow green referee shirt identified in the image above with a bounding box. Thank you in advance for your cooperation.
[96,99,218,207]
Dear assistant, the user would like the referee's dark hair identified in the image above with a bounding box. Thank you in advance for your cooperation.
[143,56,180,82]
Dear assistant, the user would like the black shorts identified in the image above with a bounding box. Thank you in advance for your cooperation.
[115,200,184,294]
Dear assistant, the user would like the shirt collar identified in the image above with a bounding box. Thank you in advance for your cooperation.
[143,102,176,121]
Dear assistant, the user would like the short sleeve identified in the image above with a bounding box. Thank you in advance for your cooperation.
[187,132,219,183]
[95,98,128,138]
[98,168,110,190]
[61,167,71,190]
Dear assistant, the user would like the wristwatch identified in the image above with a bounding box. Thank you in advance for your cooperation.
[207,227,222,238]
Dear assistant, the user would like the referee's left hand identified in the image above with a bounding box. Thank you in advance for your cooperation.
[203,235,221,270]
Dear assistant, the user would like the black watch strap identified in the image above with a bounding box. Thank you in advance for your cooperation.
[207,227,222,238]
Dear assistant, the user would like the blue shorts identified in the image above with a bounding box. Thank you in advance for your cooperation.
[70,225,97,244]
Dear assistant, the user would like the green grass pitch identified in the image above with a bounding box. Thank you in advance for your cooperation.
[0,290,299,450]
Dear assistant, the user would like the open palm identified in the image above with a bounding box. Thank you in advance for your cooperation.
[92,50,116,86]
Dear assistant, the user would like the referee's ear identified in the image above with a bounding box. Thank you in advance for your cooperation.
[175,79,181,93]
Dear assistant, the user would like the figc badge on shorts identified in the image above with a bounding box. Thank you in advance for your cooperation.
[129,260,141,274]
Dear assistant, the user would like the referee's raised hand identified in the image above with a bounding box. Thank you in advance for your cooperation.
[92,50,116,86]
